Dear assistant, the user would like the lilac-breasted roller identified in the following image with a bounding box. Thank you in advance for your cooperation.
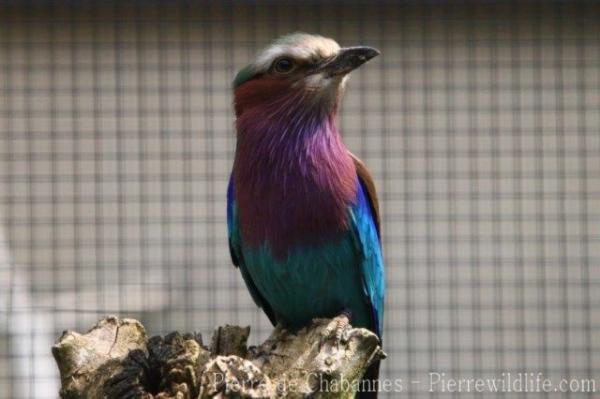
[227,33,384,397]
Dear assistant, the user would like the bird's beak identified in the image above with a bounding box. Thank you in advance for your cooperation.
[319,46,380,77]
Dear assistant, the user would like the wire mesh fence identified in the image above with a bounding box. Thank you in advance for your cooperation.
[1,1,599,398]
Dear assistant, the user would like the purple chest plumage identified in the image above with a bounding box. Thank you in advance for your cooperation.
[232,91,356,259]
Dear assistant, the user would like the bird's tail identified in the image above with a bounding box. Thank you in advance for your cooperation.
[356,360,380,398]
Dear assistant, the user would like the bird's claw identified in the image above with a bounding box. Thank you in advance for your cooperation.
[322,310,352,349]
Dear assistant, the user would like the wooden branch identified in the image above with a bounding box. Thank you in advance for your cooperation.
[52,315,385,398]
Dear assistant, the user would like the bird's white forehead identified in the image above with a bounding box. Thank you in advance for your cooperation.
[254,33,340,72]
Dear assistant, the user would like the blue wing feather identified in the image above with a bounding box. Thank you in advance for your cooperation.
[350,179,385,338]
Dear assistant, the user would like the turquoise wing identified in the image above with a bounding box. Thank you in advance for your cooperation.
[351,154,385,337]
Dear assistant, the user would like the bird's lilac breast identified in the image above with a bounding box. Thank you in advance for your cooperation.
[232,115,356,260]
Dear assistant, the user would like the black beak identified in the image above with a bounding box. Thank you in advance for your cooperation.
[319,46,380,77]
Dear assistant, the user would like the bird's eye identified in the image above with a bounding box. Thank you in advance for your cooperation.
[273,57,295,74]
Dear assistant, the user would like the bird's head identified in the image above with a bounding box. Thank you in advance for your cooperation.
[233,33,379,120]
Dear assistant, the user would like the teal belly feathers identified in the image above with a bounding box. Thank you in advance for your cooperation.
[239,233,373,330]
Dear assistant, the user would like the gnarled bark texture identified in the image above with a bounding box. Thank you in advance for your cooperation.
[52,315,385,398]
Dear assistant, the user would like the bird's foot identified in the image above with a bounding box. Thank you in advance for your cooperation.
[322,309,352,348]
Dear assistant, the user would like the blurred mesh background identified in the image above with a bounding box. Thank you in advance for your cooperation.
[1,1,599,398]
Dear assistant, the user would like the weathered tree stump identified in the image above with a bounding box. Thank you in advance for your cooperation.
[52,315,385,398]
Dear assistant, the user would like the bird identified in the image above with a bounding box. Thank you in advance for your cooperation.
[227,32,384,398]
